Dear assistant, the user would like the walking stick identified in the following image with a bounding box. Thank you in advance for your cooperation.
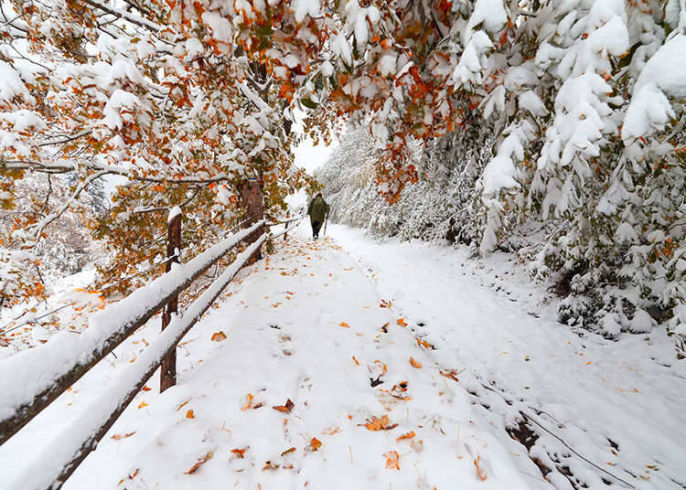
[323,212,329,237]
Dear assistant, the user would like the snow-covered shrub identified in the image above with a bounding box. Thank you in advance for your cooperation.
[318,0,686,350]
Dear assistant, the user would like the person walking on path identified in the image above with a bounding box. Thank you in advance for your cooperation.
[307,193,330,240]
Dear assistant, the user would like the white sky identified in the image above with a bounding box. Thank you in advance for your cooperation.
[292,136,337,175]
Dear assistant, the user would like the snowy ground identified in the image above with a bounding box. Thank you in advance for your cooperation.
[2,223,685,489]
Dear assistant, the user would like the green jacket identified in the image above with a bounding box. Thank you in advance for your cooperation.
[308,196,330,223]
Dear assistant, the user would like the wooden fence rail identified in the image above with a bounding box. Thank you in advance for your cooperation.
[0,220,266,446]
[0,210,302,489]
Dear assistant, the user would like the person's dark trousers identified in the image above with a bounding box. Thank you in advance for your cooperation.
[312,220,321,239]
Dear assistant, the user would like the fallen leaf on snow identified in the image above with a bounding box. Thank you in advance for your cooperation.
[111,431,136,440]
[474,456,488,481]
[352,355,360,365]
[185,451,213,474]
[273,398,295,413]
[360,415,397,431]
[262,461,279,470]
[322,426,342,435]
[211,331,227,342]
[409,357,422,368]
[137,401,148,409]
[439,369,462,383]
[396,431,415,441]
[396,318,408,327]
[339,322,350,328]
[416,337,434,350]
[281,447,296,456]
[186,409,195,419]
[142,385,151,391]
[242,393,254,411]
[384,450,400,470]
[230,448,247,459]
[310,437,322,451]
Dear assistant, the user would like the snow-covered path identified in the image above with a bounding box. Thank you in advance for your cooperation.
[8,223,684,489]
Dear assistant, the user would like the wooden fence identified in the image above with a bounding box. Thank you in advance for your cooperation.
[0,207,300,489]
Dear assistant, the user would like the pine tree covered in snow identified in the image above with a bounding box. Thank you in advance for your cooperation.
[315,0,686,347]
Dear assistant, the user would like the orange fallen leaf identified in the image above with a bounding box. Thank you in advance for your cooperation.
[281,447,296,456]
[231,448,247,459]
[142,385,151,391]
[310,437,322,451]
[211,331,227,342]
[396,431,415,441]
[111,431,136,440]
[474,456,487,481]
[384,450,400,470]
[439,369,461,383]
[242,393,254,411]
[177,400,190,411]
[186,409,195,419]
[185,451,213,474]
[322,426,342,435]
[137,401,148,409]
[396,318,408,327]
[273,398,295,413]
[360,415,397,431]
[409,357,422,368]
[352,355,360,366]
[339,322,350,328]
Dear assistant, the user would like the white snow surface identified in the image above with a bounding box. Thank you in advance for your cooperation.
[2,225,685,489]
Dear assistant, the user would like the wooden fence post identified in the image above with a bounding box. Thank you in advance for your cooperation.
[239,177,265,260]
[284,211,291,241]
[160,208,181,393]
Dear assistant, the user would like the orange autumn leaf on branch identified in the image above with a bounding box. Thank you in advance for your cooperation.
[384,450,400,470]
